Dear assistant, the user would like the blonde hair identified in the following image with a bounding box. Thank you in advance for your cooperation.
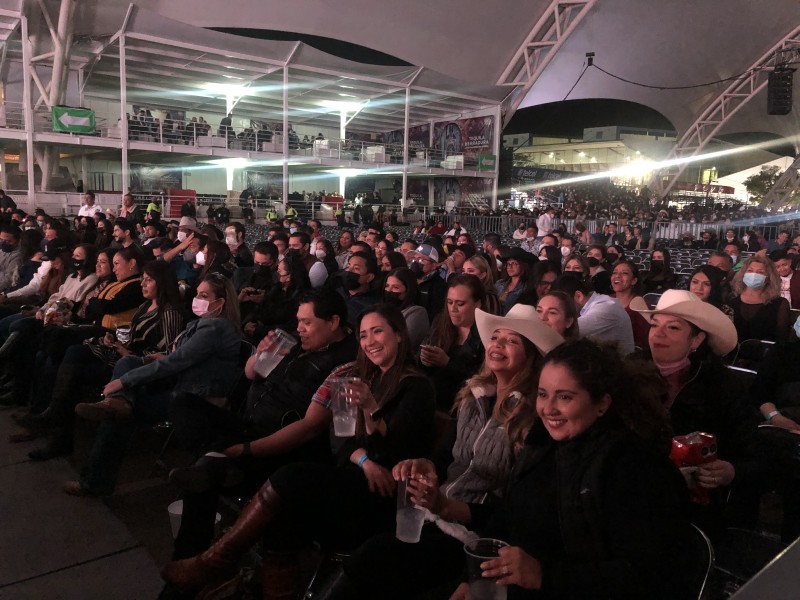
[453,336,541,451]
[730,255,781,301]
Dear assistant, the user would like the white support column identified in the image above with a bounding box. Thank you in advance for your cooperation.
[119,35,129,194]
[402,86,410,206]
[21,15,35,204]
[491,104,502,210]
[282,65,289,207]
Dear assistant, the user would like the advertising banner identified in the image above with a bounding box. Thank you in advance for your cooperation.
[130,164,182,193]
[434,177,494,209]
[433,116,495,162]
[381,123,431,149]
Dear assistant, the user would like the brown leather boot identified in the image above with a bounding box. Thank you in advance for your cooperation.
[261,550,301,600]
[161,483,282,590]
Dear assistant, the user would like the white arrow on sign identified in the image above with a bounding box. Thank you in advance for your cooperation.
[59,114,91,127]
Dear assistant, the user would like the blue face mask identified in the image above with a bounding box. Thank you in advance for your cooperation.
[794,317,800,340]
[742,272,767,290]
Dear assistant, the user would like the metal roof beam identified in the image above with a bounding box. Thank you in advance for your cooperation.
[760,155,800,210]
[649,24,800,198]
[497,0,596,126]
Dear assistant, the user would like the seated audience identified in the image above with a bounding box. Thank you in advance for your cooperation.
[382,267,428,350]
[729,255,790,342]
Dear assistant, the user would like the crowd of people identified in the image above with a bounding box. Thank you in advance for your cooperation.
[1,190,800,600]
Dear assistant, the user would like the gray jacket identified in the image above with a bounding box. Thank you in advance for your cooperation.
[0,247,22,291]
[443,384,517,505]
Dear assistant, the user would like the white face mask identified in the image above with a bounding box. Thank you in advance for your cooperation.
[195,251,206,266]
[191,297,210,317]
[560,246,571,257]
[177,231,187,242]
[225,235,237,246]
[315,250,327,260]
[277,253,284,262]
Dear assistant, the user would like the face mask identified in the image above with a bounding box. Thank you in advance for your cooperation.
[0,242,13,253]
[277,253,284,262]
[409,261,425,277]
[183,249,196,263]
[289,227,297,234]
[191,297,211,317]
[729,255,738,264]
[195,251,206,266]
[743,272,766,289]
[560,246,571,257]
[743,235,750,243]
[794,317,800,339]
[526,236,536,242]
[384,291,403,305]
[71,259,85,271]
[587,257,600,267]
[650,259,664,270]
[177,231,187,242]
[225,235,237,246]
[607,253,618,264]
[315,250,327,260]
[726,236,734,242]
[343,271,363,291]
[37,221,44,228]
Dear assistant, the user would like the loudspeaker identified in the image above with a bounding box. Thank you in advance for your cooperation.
[767,69,794,116]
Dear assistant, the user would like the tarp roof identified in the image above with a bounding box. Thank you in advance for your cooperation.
[13,0,800,148]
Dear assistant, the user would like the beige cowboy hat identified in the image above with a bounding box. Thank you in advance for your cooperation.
[475,304,564,356]
[633,289,738,356]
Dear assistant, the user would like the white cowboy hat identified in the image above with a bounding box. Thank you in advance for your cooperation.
[475,304,564,356]
[633,289,738,356]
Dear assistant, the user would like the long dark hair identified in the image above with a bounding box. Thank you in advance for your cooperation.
[540,339,673,454]
[612,258,643,296]
[280,250,311,294]
[428,274,485,354]
[73,243,98,279]
[143,260,184,318]
[383,267,419,310]
[690,265,727,308]
[355,304,422,410]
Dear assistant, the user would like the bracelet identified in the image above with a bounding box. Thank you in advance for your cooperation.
[356,453,369,469]
[241,441,252,456]
[766,410,781,422]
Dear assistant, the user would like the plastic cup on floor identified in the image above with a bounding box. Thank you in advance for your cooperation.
[167,500,221,539]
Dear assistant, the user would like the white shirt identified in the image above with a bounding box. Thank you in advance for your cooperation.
[78,204,103,217]
[512,229,527,240]
[578,293,635,355]
[781,275,792,303]
[536,212,553,235]
[445,227,466,237]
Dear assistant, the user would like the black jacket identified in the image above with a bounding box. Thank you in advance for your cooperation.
[481,416,698,600]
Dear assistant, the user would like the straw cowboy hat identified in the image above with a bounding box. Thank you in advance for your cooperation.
[633,289,738,356]
[475,304,564,356]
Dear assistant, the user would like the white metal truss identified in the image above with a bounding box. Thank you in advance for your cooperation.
[760,154,800,209]
[649,24,800,199]
[496,0,596,127]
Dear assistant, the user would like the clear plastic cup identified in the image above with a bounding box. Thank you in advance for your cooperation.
[329,377,360,437]
[395,478,425,543]
[254,328,297,378]
[464,538,509,600]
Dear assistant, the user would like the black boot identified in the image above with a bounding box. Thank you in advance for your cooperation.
[28,429,74,461]
[0,331,22,362]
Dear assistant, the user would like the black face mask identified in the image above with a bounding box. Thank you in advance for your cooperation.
[71,259,85,271]
[384,291,403,305]
[0,241,13,253]
[409,261,425,277]
[606,254,618,264]
[650,259,664,271]
[343,271,363,291]
[587,257,601,268]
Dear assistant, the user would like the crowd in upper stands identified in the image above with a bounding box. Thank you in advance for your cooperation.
[2,186,800,600]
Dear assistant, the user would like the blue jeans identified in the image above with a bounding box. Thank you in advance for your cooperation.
[79,356,172,494]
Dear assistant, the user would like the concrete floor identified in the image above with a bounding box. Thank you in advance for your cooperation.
[0,408,193,600]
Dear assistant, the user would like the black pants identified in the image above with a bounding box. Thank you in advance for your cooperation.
[344,525,465,599]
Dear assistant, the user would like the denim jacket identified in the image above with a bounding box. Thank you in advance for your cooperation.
[119,317,241,398]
